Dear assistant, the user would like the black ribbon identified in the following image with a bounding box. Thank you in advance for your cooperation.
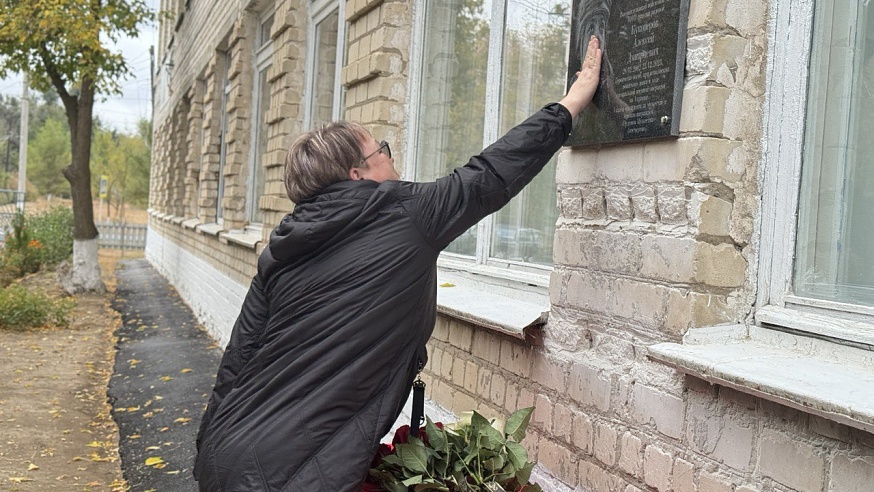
[410,377,426,437]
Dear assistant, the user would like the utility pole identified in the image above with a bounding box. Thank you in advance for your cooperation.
[16,73,28,210]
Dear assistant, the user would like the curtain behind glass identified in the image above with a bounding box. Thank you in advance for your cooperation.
[490,1,569,265]
[415,0,491,256]
[795,1,874,307]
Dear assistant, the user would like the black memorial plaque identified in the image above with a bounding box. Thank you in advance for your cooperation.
[566,0,690,147]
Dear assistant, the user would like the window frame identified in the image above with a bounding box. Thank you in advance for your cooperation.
[406,0,566,285]
[246,6,275,228]
[303,0,346,129]
[757,0,874,347]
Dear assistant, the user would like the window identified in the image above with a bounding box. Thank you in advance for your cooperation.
[305,0,346,128]
[759,0,874,341]
[216,50,232,224]
[247,9,274,225]
[409,0,571,269]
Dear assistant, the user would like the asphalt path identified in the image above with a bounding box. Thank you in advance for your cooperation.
[109,259,222,491]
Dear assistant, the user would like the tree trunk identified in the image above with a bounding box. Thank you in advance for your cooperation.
[60,77,104,293]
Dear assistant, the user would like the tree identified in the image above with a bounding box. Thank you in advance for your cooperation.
[29,115,71,197]
[0,0,153,293]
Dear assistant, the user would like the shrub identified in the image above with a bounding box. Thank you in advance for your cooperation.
[26,206,74,267]
[0,284,75,330]
[0,206,73,280]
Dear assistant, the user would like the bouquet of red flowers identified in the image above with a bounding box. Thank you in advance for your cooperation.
[362,407,542,492]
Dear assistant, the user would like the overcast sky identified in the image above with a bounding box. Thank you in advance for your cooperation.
[0,0,159,135]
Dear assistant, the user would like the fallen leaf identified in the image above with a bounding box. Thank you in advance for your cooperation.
[144,456,164,467]
[27,463,39,471]
[160,376,173,382]
[166,470,180,475]
[145,446,160,451]
[8,477,33,483]
[174,417,192,424]
[86,441,102,448]
[180,368,193,373]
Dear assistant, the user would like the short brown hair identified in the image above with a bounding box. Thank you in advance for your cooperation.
[284,121,369,203]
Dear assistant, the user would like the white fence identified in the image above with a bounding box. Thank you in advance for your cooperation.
[97,222,147,250]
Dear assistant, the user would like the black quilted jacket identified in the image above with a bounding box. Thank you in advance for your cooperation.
[193,103,572,491]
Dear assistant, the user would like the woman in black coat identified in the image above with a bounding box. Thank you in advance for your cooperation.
[194,36,602,492]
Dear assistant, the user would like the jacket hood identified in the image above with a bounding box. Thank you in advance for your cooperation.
[267,180,380,262]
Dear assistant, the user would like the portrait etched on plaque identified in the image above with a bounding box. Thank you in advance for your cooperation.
[566,0,690,147]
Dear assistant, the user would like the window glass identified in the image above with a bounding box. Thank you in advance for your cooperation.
[217,51,232,222]
[313,9,340,126]
[492,1,568,265]
[249,64,270,224]
[415,0,569,263]
[415,0,491,257]
[794,1,874,307]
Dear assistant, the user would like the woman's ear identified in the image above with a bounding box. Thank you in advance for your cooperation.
[348,167,361,180]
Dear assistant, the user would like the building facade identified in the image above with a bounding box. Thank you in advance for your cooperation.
[147,0,874,490]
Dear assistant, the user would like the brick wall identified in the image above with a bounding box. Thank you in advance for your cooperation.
[147,1,874,490]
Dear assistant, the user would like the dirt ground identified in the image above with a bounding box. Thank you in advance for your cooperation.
[0,249,141,491]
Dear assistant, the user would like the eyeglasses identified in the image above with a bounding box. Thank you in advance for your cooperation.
[361,140,391,163]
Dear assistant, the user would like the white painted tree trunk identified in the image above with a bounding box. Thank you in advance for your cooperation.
[59,238,105,294]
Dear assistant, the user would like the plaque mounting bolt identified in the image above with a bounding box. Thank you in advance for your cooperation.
[661,116,670,126]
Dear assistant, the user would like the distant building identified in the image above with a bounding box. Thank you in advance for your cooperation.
[147,0,874,490]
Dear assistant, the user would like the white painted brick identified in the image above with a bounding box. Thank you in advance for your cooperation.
[643,140,685,182]
[560,188,583,219]
[680,86,730,135]
[829,453,874,492]
[556,148,597,185]
[725,0,767,36]
[656,183,687,224]
[593,423,618,466]
[607,278,668,327]
[690,192,733,237]
[500,339,533,378]
[538,438,577,486]
[630,183,659,223]
[641,235,697,283]
[673,457,697,492]
[532,352,568,393]
[693,242,746,288]
[686,395,754,471]
[688,0,727,29]
[582,186,607,220]
[573,411,594,456]
[471,329,501,366]
[579,460,611,492]
[606,184,633,220]
[758,428,825,492]
[631,384,685,439]
[565,271,609,314]
[553,402,574,443]
[597,145,645,182]
[644,445,674,492]
[699,471,734,492]
[568,362,611,412]
[618,432,643,477]
[593,230,643,274]
[533,394,553,433]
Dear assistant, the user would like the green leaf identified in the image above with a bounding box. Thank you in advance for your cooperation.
[505,441,528,469]
[480,421,506,450]
[426,417,448,453]
[397,443,430,474]
[504,407,534,442]
[471,411,490,432]
[385,483,408,492]
[483,454,505,472]
[414,483,450,492]
[402,475,424,486]
[515,462,535,485]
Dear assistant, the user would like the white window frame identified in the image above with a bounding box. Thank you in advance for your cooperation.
[406,0,564,288]
[246,6,275,229]
[757,0,874,348]
[303,0,346,129]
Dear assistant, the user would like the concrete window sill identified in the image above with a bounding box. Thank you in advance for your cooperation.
[195,223,224,237]
[220,230,261,249]
[436,271,548,343]
[649,324,874,434]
